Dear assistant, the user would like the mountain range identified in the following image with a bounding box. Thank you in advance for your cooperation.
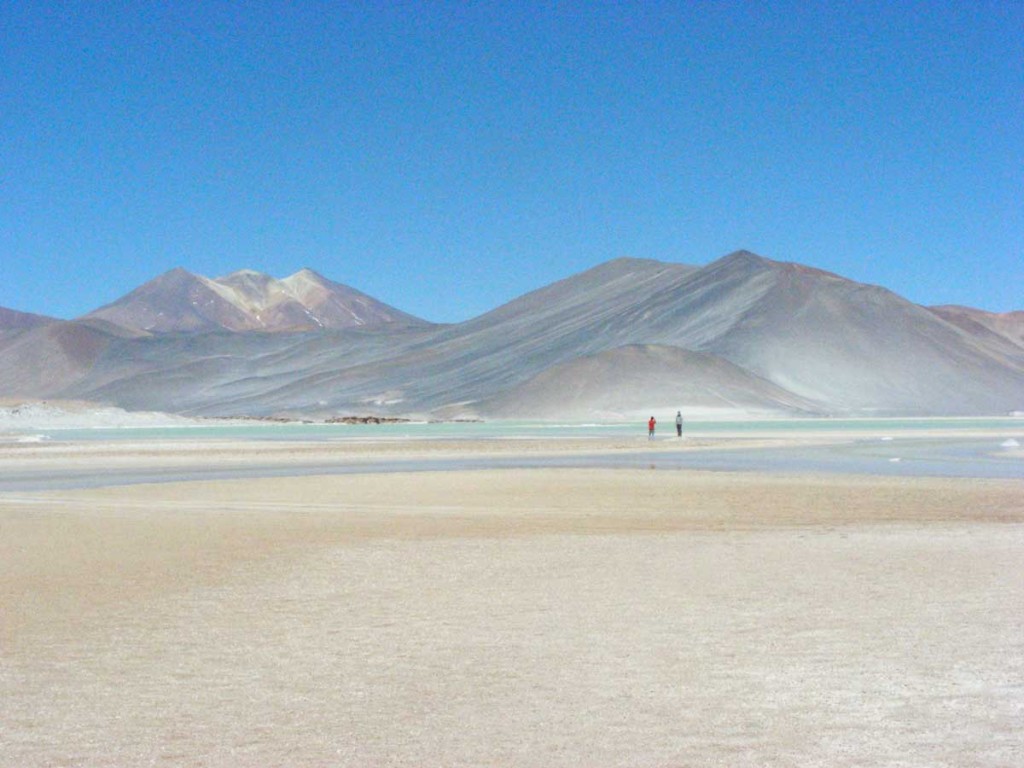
[1,252,1022,419]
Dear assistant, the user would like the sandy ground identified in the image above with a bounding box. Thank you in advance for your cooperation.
[2,442,1023,766]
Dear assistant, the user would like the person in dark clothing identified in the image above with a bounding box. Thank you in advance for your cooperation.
[676,411,683,437]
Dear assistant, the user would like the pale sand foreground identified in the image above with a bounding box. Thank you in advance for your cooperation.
[2,466,1023,766]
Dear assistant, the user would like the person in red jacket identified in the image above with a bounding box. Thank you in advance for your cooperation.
[648,416,656,440]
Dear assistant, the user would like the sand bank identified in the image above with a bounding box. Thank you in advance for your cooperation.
[3,466,1023,766]
[0,435,814,492]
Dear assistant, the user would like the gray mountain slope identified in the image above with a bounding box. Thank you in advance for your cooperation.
[674,254,1024,414]
[317,258,705,411]
[457,250,1021,415]
[472,344,825,419]
[61,324,440,415]
[85,267,427,334]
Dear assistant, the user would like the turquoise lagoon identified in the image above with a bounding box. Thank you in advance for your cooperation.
[18,416,1024,443]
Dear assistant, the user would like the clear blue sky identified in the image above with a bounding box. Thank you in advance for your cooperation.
[2,1,1021,321]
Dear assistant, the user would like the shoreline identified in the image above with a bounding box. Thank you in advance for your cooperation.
[0,428,1020,492]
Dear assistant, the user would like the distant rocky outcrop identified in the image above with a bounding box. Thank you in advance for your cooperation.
[325,415,412,424]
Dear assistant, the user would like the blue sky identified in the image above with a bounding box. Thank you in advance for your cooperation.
[2,1,1021,321]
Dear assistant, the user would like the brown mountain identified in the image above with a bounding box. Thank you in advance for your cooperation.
[84,267,427,333]
[928,305,1024,354]
[0,306,56,332]
[0,319,146,397]
[0,306,58,350]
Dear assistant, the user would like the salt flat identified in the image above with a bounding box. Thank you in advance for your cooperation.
[2,458,1022,766]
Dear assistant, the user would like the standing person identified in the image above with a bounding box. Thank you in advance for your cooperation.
[676,411,683,437]
[648,415,656,440]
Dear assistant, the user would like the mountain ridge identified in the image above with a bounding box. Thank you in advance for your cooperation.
[928,305,1024,354]
[1,252,1021,418]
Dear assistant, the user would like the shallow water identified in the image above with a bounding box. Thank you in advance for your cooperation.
[628,437,1024,479]
[1,437,1020,493]
[12,416,1024,443]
